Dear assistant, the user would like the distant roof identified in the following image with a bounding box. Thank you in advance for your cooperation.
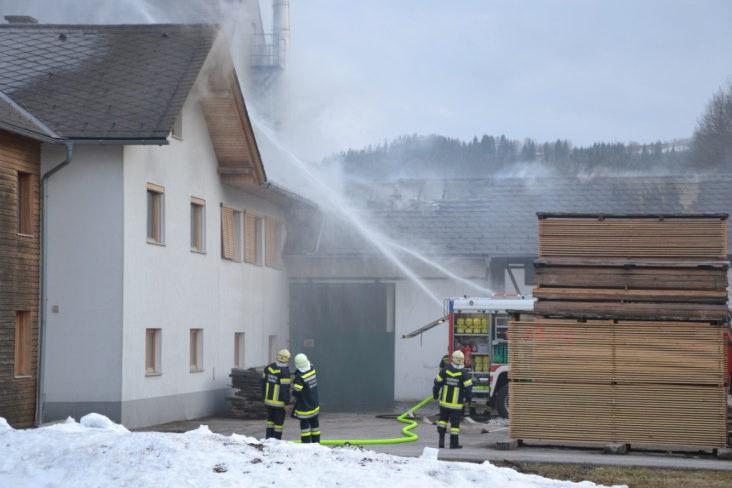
[0,23,216,142]
[286,176,732,258]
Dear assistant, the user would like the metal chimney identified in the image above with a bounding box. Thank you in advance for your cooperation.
[272,0,289,67]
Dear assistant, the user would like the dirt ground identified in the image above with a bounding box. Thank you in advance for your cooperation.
[507,463,732,488]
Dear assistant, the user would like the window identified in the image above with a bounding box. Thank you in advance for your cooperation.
[244,213,257,264]
[256,217,265,265]
[145,328,162,375]
[191,197,206,253]
[146,183,165,244]
[268,335,277,363]
[171,112,183,140]
[234,332,245,368]
[221,206,242,261]
[14,311,31,377]
[190,328,203,372]
[17,172,32,236]
[265,218,285,268]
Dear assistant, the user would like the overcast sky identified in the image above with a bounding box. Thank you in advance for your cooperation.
[2,0,730,161]
[283,0,732,159]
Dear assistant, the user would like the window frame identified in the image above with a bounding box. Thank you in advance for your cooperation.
[145,328,162,376]
[17,171,33,237]
[234,332,245,369]
[146,183,165,245]
[14,311,32,378]
[189,328,204,372]
[190,196,206,253]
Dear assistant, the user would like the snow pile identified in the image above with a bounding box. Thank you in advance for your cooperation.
[0,415,623,488]
[0,417,10,433]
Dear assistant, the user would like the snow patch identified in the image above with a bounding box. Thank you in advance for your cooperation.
[80,413,129,433]
[0,417,12,433]
[420,447,439,460]
[0,423,624,488]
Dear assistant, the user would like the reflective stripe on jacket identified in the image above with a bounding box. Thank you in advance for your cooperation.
[262,362,291,407]
[433,363,472,410]
[293,367,320,418]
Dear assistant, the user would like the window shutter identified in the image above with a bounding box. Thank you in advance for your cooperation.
[265,217,277,267]
[221,206,235,259]
[244,213,257,264]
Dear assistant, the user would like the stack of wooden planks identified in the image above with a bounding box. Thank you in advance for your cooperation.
[510,213,730,449]
[226,367,267,419]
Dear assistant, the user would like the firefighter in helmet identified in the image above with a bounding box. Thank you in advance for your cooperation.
[433,349,472,449]
[292,353,320,443]
[263,349,292,440]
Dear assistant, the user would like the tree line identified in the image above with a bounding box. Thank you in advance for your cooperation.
[331,82,732,179]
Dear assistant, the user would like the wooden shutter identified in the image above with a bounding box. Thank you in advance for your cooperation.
[265,217,278,267]
[244,213,257,264]
[221,206,235,259]
[14,311,31,376]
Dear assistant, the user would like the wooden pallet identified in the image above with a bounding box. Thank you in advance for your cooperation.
[510,382,728,448]
[538,216,728,259]
[534,300,730,322]
[509,319,728,386]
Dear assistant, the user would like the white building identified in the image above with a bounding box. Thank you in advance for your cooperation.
[0,23,296,428]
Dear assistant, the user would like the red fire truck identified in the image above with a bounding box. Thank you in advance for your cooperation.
[403,296,534,418]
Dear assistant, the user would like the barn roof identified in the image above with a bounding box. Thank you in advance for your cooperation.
[286,176,732,258]
[0,23,216,142]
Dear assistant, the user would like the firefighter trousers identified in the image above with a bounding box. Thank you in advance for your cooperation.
[266,407,286,439]
[299,415,320,444]
[436,407,462,438]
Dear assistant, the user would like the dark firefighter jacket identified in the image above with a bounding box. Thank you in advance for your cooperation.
[292,367,320,419]
[262,362,291,407]
[433,363,472,410]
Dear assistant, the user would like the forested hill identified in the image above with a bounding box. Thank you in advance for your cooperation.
[330,134,691,180]
[328,83,732,181]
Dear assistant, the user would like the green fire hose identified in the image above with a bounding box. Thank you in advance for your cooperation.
[293,395,435,446]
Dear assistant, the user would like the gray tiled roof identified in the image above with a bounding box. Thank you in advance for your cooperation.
[0,23,216,141]
[291,176,732,257]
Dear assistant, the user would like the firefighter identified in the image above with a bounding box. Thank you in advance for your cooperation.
[292,353,320,444]
[263,349,292,440]
[433,349,472,449]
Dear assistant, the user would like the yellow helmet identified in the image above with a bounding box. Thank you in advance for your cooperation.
[451,350,465,366]
[276,349,291,364]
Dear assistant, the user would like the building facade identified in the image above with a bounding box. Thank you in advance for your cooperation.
[0,130,40,427]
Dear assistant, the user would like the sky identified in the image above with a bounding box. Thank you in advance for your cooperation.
[2,0,731,161]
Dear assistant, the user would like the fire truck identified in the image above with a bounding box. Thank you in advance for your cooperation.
[403,295,534,418]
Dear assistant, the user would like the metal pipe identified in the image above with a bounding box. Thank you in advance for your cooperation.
[35,142,74,426]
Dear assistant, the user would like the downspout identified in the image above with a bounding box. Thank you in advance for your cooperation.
[35,142,74,426]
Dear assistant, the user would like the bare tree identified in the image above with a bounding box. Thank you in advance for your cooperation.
[691,82,732,168]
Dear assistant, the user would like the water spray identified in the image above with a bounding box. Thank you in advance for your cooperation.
[251,115,443,307]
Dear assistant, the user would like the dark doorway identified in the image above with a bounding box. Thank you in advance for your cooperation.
[289,282,395,410]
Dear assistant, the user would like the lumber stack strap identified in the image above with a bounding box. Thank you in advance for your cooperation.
[537,214,728,259]
[509,382,728,448]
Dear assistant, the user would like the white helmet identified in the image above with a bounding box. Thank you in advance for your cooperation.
[294,353,311,372]
[451,350,465,366]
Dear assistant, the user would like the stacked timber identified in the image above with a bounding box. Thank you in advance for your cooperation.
[509,213,730,449]
[226,367,266,419]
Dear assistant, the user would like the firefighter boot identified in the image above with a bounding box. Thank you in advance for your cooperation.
[450,434,462,449]
[273,431,282,440]
[265,428,274,439]
[437,428,446,448]
[311,431,321,444]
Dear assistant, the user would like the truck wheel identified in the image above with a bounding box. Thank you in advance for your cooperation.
[495,383,509,418]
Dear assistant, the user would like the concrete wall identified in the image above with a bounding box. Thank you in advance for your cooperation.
[41,144,125,422]
[120,95,289,428]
